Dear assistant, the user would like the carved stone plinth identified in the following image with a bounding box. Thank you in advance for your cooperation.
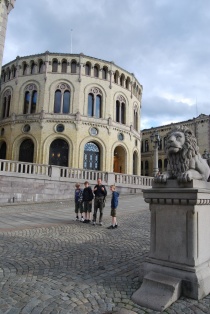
[132,180,210,310]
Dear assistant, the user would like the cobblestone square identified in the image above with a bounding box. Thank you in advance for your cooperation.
[0,194,209,313]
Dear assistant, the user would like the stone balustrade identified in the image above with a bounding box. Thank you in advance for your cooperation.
[0,159,153,203]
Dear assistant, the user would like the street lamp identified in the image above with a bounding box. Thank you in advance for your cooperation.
[150,131,160,176]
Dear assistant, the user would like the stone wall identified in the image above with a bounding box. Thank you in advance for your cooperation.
[0,159,153,203]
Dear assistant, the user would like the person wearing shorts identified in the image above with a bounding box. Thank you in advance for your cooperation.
[74,183,84,221]
[107,185,119,229]
[82,181,93,223]
[93,178,107,226]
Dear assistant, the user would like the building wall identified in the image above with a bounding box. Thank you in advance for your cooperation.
[141,114,210,177]
[0,0,15,73]
[0,52,142,175]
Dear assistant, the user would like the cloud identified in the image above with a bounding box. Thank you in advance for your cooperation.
[3,0,210,129]
[141,95,209,129]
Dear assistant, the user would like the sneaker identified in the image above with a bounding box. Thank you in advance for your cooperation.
[115,225,118,228]
[83,219,87,223]
[80,217,84,222]
[107,225,114,229]
[93,221,96,226]
[75,216,79,221]
[99,222,103,226]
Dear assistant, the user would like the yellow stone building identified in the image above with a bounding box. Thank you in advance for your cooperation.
[141,114,210,176]
[0,52,142,174]
[0,0,15,73]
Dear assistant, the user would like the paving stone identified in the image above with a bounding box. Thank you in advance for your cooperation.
[0,196,210,313]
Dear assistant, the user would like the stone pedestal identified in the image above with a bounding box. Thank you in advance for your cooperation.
[132,180,210,310]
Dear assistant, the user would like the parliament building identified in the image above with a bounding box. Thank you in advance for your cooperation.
[0,52,143,175]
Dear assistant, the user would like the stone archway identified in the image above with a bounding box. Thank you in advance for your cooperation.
[113,146,126,173]
[19,139,34,163]
[49,139,69,167]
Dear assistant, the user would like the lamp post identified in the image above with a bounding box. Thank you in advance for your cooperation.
[150,131,160,176]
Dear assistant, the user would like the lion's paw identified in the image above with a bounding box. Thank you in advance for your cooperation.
[177,172,193,182]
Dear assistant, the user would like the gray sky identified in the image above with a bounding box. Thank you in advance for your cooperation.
[3,0,210,129]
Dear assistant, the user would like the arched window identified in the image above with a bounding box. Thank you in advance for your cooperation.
[141,141,143,153]
[121,103,125,124]
[39,60,44,73]
[54,83,71,114]
[52,59,58,72]
[31,61,36,74]
[94,65,99,77]
[120,74,125,87]
[2,71,5,82]
[102,67,107,80]
[116,101,120,123]
[133,151,138,175]
[141,161,143,173]
[23,84,38,114]
[11,66,16,78]
[31,91,37,114]
[88,94,94,117]
[71,60,77,73]
[2,90,11,119]
[61,60,67,73]
[159,138,162,150]
[8,69,11,80]
[158,159,162,171]
[63,91,70,113]
[54,90,61,113]
[23,63,27,75]
[145,140,149,152]
[87,88,102,118]
[49,139,69,167]
[164,137,167,149]
[114,71,119,84]
[133,104,138,131]
[133,82,136,96]
[84,142,100,170]
[0,142,6,160]
[85,63,91,76]
[115,95,126,124]
[145,160,149,175]
[95,95,101,118]
[19,139,34,163]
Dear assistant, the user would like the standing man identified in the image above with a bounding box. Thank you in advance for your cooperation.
[93,178,107,226]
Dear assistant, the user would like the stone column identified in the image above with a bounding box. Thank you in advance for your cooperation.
[0,0,15,74]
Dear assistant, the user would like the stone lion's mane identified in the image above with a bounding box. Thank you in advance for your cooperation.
[165,126,199,178]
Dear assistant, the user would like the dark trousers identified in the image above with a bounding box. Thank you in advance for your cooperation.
[93,197,104,222]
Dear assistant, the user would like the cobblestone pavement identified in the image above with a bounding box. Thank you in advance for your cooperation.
[0,194,210,314]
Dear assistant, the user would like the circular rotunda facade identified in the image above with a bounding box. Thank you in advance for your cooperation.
[0,52,142,174]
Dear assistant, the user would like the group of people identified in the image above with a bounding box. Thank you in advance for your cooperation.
[74,178,119,229]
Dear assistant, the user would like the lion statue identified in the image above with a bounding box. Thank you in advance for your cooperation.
[155,125,210,183]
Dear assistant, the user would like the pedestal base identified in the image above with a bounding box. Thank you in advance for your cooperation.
[141,258,210,300]
[133,180,210,310]
[132,271,181,311]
